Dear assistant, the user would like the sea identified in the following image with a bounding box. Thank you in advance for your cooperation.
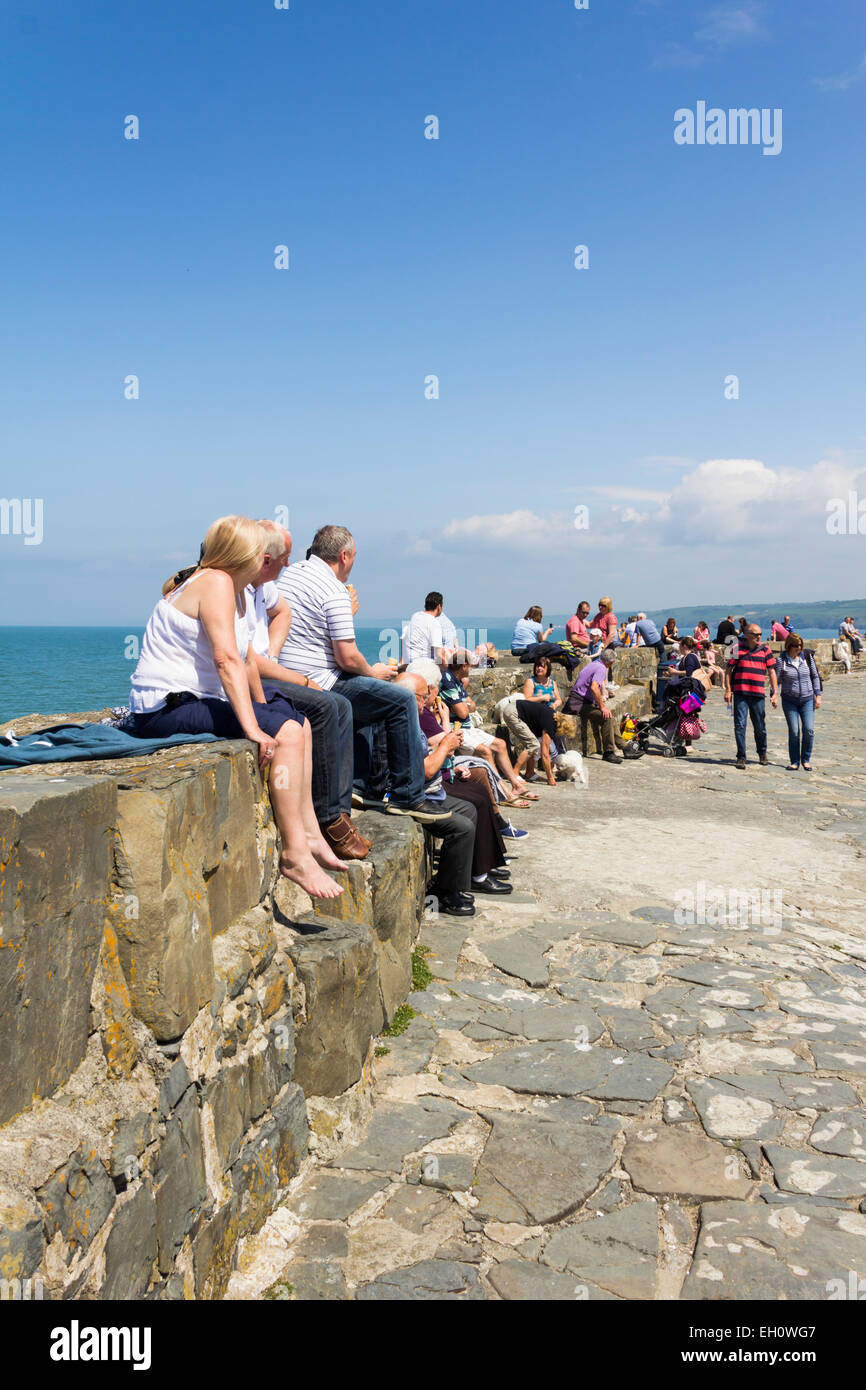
[0,622,514,722]
[0,623,839,723]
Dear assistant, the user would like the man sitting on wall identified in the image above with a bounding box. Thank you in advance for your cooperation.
[277,524,450,824]
[246,522,370,860]
[403,591,446,667]
[565,649,642,764]
[396,673,477,918]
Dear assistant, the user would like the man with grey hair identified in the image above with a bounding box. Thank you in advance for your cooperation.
[277,525,449,823]
[245,523,370,860]
[565,648,625,763]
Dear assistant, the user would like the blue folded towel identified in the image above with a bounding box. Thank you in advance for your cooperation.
[0,722,221,768]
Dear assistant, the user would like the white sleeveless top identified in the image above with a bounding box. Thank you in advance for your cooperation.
[130,574,249,713]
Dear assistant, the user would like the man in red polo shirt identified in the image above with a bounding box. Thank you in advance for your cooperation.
[724,623,778,768]
[565,600,591,650]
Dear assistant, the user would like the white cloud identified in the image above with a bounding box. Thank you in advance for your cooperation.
[814,53,866,93]
[695,5,764,47]
[411,453,866,558]
[589,485,672,503]
[442,508,566,547]
[652,1,765,69]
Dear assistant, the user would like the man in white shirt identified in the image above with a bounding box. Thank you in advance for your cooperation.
[278,525,449,823]
[244,523,370,860]
[403,592,445,666]
[840,617,863,654]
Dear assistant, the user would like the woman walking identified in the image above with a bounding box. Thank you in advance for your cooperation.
[777,632,822,771]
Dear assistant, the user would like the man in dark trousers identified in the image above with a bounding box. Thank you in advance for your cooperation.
[725,623,778,768]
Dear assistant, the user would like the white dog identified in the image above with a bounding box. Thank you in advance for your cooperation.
[553,749,588,786]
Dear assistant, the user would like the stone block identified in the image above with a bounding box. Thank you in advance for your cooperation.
[37,1147,115,1256]
[284,917,384,1097]
[211,904,275,1000]
[230,1082,308,1239]
[110,747,269,1041]
[202,1065,249,1172]
[0,1182,43,1281]
[296,816,424,1026]
[357,815,425,1023]
[91,923,139,1080]
[158,1058,191,1121]
[109,1110,158,1181]
[154,1088,207,1274]
[247,1021,294,1123]
[192,1196,240,1300]
[0,775,116,1124]
[100,1180,157,1300]
[270,1083,309,1184]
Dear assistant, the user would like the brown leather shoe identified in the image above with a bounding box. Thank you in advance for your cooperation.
[323,813,371,860]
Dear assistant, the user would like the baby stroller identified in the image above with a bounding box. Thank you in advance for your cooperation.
[635,678,707,758]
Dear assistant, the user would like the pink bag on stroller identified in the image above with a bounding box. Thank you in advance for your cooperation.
[679,712,706,740]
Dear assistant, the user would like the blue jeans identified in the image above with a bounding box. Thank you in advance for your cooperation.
[335,674,425,807]
[782,697,814,765]
[733,693,766,759]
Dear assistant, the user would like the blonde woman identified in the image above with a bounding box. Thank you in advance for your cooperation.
[127,515,345,900]
[590,596,618,648]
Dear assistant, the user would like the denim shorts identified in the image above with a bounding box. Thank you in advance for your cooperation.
[127,690,304,740]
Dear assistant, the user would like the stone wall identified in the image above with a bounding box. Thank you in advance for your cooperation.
[0,736,424,1299]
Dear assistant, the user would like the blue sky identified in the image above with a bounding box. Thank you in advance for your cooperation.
[1,0,865,625]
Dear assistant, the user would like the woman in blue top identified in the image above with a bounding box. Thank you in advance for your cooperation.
[777,632,822,771]
[521,655,562,711]
[511,605,554,654]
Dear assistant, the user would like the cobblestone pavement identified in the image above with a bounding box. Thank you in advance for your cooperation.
[230,679,866,1300]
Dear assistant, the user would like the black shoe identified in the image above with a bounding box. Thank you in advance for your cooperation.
[603,752,624,764]
[388,799,452,823]
[488,867,511,880]
[438,893,476,917]
[472,876,514,895]
[429,882,474,905]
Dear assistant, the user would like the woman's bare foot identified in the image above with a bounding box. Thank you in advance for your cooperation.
[279,851,344,898]
[307,833,348,872]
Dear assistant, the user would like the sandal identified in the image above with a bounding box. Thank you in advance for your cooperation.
[787,763,799,771]
[514,789,540,801]
[502,797,532,808]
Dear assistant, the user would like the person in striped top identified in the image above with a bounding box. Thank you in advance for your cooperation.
[724,623,778,768]
[277,525,450,823]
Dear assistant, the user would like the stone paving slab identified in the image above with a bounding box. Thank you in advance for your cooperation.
[486,1260,621,1300]
[329,1098,467,1174]
[683,1201,866,1299]
[355,1259,486,1300]
[622,1126,756,1200]
[762,1144,866,1199]
[541,1201,660,1300]
[472,1102,620,1226]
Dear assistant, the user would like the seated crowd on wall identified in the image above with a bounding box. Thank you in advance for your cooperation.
[123,520,840,915]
